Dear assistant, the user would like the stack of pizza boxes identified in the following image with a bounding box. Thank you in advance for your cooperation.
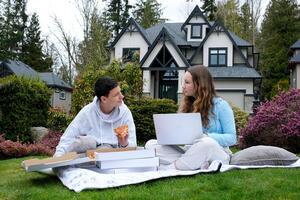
[94,125,159,172]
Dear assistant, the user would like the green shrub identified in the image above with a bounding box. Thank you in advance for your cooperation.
[47,108,74,132]
[126,96,178,143]
[72,61,143,114]
[232,106,249,135]
[0,75,51,142]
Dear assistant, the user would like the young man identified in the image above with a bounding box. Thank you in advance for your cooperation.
[54,77,137,157]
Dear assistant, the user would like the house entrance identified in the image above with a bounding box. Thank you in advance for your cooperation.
[158,69,178,102]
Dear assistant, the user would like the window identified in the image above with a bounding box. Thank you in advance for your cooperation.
[209,48,227,67]
[59,91,66,100]
[122,48,140,63]
[191,24,202,38]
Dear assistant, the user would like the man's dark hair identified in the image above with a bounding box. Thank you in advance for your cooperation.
[94,77,118,99]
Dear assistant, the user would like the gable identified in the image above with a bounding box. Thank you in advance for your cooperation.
[190,22,250,67]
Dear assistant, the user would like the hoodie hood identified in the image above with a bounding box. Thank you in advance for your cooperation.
[92,96,127,123]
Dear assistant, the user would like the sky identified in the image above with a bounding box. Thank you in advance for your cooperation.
[26,0,271,43]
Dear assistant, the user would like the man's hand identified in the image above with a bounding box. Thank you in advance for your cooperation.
[114,125,129,147]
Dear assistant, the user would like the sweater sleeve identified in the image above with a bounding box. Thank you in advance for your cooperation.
[54,112,83,156]
[122,110,137,147]
[207,100,237,147]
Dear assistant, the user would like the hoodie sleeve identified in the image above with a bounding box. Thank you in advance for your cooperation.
[207,100,237,147]
[122,109,137,147]
[54,109,86,156]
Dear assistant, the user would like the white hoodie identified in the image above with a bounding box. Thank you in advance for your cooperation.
[54,96,137,156]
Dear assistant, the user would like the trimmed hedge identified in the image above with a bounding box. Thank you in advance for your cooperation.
[232,105,249,135]
[0,75,51,142]
[126,96,178,143]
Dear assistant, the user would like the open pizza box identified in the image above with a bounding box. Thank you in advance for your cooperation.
[22,147,137,172]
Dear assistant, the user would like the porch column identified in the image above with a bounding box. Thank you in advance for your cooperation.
[142,70,151,96]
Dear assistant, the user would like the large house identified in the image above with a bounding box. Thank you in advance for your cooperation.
[0,59,73,113]
[110,6,261,112]
[288,39,300,89]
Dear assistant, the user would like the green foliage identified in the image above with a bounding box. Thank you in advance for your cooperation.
[71,66,107,114]
[270,78,289,98]
[0,75,51,142]
[133,0,163,28]
[71,60,143,114]
[216,0,241,35]
[259,0,300,100]
[47,108,73,132]
[103,0,132,35]
[201,0,217,21]
[77,13,110,72]
[126,96,178,143]
[21,13,53,72]
[231,105,249,135]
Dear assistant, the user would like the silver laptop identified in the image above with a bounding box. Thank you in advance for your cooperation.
[153,113,203,145]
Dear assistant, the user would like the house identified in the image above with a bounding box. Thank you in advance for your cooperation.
[0,59,73,113]
[288,39,300,89]
[110,5,261,112]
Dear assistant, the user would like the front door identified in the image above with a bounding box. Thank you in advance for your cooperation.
[159,69,178,102]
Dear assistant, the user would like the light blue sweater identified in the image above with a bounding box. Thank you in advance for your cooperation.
[204,97,237,147]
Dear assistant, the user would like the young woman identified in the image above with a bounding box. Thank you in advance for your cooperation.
[146,65,236,170]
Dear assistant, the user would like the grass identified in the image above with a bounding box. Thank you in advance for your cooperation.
[0,156,300,200]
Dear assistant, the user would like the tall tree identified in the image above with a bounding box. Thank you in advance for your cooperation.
[103,0,132,36]
[77,12,110,71]
[259,0,300,100]
[216,0,241,35]
[21,13,52,72]
[239,2,252,42]
[133,0,163,28]
[0,0,27,60]
[201,0,217,21]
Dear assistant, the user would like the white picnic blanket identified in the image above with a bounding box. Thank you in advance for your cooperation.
[52,159,300,192]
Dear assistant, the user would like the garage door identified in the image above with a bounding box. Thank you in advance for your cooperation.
[216,91,245,110]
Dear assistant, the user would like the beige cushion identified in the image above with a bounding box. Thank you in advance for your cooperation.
[230,145,299,166]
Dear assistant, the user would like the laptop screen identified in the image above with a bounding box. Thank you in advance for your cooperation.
[153,113,203,145]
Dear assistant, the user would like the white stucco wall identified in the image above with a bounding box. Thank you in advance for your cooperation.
[50,89,72,114]
[216,90,245,110]
[114,31,149,61]
[203,32,233,67]
[142,43,163,68]
[214,79,254,94]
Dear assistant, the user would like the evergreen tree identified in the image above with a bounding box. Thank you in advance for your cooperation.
[0,0,27,60]
[103,0,132,36]
[22,13,52,72]
[133,0,163,28]
[259,0,300,100]
[201,0,217,21]
[239,2,252,42]
[216,0,241,35]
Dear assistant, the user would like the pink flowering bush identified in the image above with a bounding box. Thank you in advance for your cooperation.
[0,131,62,159]
[239,89,300,152]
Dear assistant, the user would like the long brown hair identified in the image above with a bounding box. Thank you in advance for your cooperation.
[179,65,216,127]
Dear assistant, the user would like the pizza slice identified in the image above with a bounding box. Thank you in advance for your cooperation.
[114,124,129,138]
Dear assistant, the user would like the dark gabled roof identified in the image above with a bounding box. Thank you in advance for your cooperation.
[190,21,251,67]
[180,5,211,31]
[39,72,73,91]
[1,59,39,78]
[1,59,72,91]
[207,66,261,79]
[110,17,151,48]
[140,27,190,67]
[290,54,300,62]
[228,31,251,47]
[145,23,200,47]
[290,39,300,49]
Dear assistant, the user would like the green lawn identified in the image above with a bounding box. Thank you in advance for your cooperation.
[0,156,299,200]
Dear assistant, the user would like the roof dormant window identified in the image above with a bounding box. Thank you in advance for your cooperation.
[191,24,202,39]
[209,48,227,67]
